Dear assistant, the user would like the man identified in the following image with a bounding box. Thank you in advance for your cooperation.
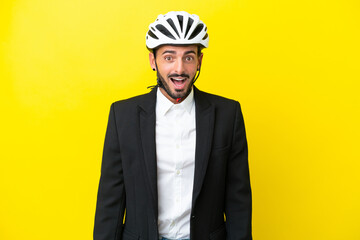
[94,11,252,240]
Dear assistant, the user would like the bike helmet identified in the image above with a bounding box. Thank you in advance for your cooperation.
[146,11,209,50]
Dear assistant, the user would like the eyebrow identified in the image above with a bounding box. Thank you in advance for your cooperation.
[184,50,196,55]
[161,50,176,55]
[161,50,197,55]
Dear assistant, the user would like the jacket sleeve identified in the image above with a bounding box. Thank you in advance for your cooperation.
[225,101,252,240]
[94,103,126,240]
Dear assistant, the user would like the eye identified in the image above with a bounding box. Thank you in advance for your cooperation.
[164,56,173,61]
[185,56,194,61]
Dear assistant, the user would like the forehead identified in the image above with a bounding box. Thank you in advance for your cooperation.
[156,45,198,55]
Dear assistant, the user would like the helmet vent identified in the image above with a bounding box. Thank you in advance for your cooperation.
[202,33,208,40]
[156,24,176,40]
[185,17,194,38]
[148,30,159,40]
[177,15,183,32]
[166,18,180,38]
[189,24,204,40]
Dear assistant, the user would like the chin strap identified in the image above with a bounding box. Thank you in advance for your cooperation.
[192,64,201,85]
[147,60,163,90]
[147,84,157,89]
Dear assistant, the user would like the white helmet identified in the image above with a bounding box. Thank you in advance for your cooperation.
[146,11,209,50]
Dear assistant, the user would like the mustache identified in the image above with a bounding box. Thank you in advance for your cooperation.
[168,73,190,78]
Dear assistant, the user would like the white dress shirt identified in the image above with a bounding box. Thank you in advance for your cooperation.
[156,88,196,239]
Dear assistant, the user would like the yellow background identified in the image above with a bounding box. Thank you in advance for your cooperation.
[1,0,359,239]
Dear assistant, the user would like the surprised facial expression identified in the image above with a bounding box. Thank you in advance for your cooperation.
[149,45,203,103]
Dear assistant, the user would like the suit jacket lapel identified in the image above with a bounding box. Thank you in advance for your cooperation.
[138,87,158,219]
[192,86,215,209]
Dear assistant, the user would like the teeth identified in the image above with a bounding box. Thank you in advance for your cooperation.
[171,77,185,81]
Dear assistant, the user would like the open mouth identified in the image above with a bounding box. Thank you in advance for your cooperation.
[170,77,187,89]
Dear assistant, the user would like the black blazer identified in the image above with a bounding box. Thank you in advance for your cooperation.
[94,86,252,240]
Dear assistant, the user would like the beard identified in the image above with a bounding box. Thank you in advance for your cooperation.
[157,71,194,100]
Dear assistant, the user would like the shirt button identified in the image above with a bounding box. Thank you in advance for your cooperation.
[176,144,180,149]
[176,170,181,175]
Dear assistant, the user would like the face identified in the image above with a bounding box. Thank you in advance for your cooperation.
[149,45,203,103]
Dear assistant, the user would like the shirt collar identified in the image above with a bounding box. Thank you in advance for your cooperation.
[156,87,195,116]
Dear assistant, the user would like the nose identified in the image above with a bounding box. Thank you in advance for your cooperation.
[174,58,184,73]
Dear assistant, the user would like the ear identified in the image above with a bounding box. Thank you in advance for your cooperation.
[149,52,156,70]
